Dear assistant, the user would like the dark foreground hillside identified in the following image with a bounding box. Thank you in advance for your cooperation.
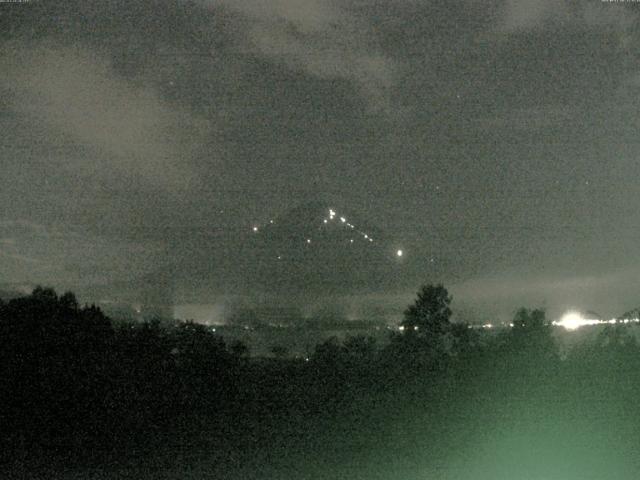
[2,288,640,479]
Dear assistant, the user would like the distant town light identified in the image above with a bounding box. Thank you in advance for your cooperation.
[553,311,601,331]
[555,312,584,331]
[396,249,403,257]
[252,226,258,232]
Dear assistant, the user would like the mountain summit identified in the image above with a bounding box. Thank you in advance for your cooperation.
[244,200,404,294]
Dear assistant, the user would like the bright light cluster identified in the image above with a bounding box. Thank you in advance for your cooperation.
[553,312,596,331]
[552,311,640,331]
[323,208,375,245]
[251,207,405,259]
[471,312,640,331]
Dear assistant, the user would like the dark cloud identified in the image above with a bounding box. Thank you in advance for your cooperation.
[1,0,640,319]
[199,0,397,109]
[500,0,635,32]
[1,44,208,188]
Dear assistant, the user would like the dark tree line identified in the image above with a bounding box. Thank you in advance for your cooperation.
[0,288,248,465]
[1,284,640,477]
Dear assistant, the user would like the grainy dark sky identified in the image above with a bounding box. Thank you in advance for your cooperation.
[1,0,640,319]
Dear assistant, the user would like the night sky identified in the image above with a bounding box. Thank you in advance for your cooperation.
[1,0,640,320]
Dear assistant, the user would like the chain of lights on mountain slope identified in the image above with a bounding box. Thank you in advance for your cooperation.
[252,208,403,260]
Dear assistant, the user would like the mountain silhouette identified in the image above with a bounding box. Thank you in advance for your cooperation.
[241,199,404,294]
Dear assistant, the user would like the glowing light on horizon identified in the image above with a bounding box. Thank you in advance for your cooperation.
[252,226,258,232]
[554,311,601,331]
[396,249,403,257]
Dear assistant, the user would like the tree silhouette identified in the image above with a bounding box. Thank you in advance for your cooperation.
[230,339,249,359]
[59,291,79,311]
[597,324,637,350]
[447,321,479,356]
[343,335,377,361]
[31,285,58,302]
[382,284,455,370]
[509,307,556,359]
[312,336,344,364]
[270,345,288,359]
[401,284,452,337]
[0,286,118,452]
[512,307,545,331]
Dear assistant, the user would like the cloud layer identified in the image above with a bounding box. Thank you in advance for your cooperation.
[205,0,396,109]
[1,0,640,317]
[1,44,207,190]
